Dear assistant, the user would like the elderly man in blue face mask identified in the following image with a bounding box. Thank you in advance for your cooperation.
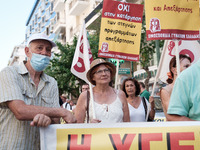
[0,33,76,150]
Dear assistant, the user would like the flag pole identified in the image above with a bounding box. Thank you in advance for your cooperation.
[115,59,119,90]
[82,21,96,119]
[151,40,168,96]
[175,40,180,76]
[88,83,96,119]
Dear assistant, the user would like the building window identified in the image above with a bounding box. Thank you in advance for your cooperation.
[46,27,49,35]
[32,20,34,27]
[51,2,54,11]
[57,12,60,21]
[30,25,32,32]
[35,14,38,22]
[42,16,45,23]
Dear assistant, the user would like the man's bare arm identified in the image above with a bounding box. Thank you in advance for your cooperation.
[7,100,76,123]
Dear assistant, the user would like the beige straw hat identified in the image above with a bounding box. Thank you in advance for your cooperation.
[86,58,116,85]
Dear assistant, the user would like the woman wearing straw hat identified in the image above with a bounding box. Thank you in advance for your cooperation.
[75,58,130,123]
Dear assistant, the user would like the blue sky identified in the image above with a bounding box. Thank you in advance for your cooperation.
[0,0,36,71]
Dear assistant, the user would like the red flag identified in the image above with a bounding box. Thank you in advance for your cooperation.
[71,21,93,83]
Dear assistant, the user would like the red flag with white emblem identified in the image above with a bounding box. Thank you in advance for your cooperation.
[71,21,93,83]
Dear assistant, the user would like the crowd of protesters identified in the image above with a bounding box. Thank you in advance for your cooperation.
[0,33,199,149]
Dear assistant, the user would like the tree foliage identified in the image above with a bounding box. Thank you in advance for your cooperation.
[88,32,99,59]
[45,33,99,98]
[45,37,80,98]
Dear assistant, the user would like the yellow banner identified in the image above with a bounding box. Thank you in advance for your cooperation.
[145,0,200,40]
[40,122,200,150]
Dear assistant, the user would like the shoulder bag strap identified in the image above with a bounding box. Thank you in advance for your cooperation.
[86,91,90,123]
[141,97,147,119]
[64,103,67,109]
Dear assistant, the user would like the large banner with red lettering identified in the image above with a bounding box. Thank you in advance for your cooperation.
[98,0,144,61]
[71,21,93,83]
[40,122,200,150]
[145,0,200,40]
[157,40,200,83]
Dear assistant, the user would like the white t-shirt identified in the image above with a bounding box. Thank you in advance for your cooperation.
[128,97,150,122]
[62,102,72,110]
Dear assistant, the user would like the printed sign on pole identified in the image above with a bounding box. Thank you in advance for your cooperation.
[145,0,200,40]
[98,0,144,61]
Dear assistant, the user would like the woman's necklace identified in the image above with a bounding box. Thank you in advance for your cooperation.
[129,96,140,108]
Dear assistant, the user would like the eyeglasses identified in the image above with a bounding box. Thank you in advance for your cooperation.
[94,68,110,75]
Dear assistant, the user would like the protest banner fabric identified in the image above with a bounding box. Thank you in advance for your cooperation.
[71,21,93,83]
[145,0,200,40]
[98,0,144,61]
[157,40,200,83]
[40,122,200,150]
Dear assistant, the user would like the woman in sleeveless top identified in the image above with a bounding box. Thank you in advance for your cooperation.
[160,54,191,120]
[75,59,130,123]
[122,78,155,122]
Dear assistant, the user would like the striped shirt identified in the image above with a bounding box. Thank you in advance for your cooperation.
[0,62,59,150]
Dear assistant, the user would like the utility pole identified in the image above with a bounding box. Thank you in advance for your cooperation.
[155,40,160,66]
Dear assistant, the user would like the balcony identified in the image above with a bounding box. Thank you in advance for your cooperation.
[54,0,65,11]
[69,0,89,16]
[54,33,66,45]
[54,18,66,34]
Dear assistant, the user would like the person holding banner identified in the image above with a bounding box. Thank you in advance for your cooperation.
[75,58,130,123]
[160,54,191,120]
[167,57,200,121]
[122,78,155,122]
[0,33,76,150]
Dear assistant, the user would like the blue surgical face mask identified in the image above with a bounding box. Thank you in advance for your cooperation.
[30,53,50,72]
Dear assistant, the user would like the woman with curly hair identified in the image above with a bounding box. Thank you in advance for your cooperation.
[122,78,155,122]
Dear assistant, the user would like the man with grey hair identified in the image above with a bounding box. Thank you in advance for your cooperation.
[0,33,76,149]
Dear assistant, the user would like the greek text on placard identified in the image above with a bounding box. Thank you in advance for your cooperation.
[163,4,193,13]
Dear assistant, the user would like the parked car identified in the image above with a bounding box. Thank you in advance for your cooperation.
[153,96,166,122]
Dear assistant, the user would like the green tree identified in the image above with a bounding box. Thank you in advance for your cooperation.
[88,32,99,59]
[45,37,80,98]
